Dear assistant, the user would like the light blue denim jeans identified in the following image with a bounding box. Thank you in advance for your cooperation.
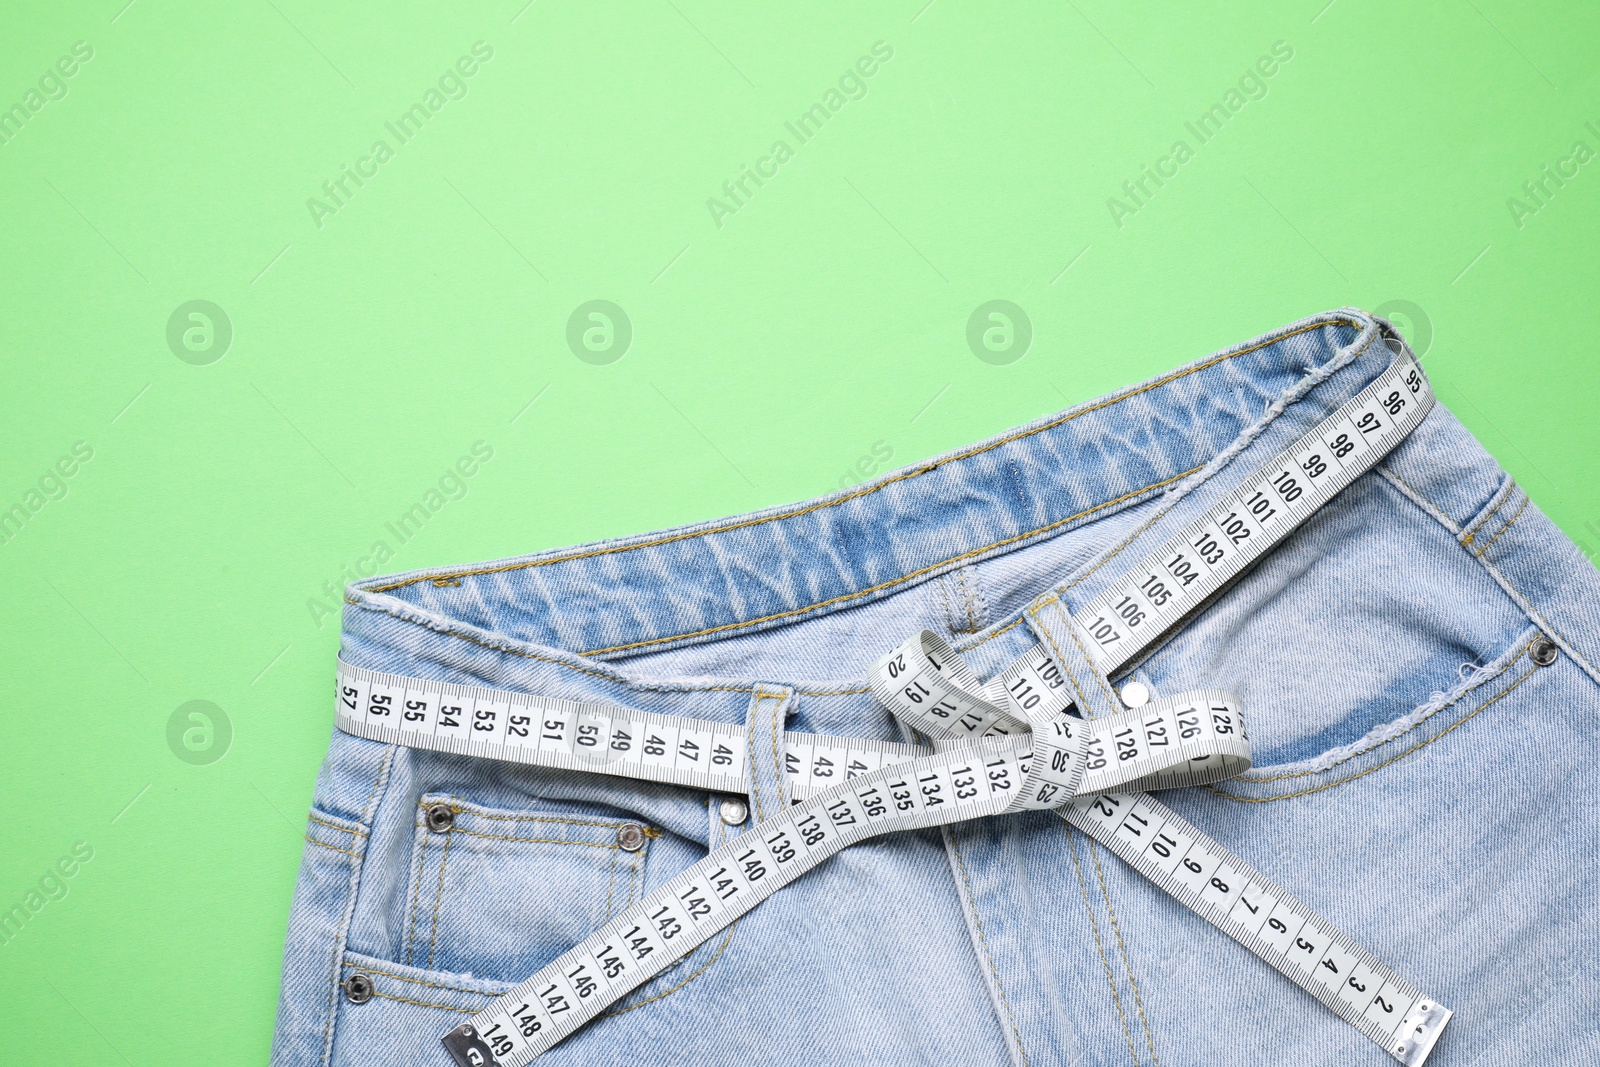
[271,310,1600,1065]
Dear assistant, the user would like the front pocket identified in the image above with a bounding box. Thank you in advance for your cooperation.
[1208,631,1543,803]
[400,793,664,979]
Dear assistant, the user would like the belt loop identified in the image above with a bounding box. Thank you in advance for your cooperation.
[1025,592,1123,720]
[742,685,795,825]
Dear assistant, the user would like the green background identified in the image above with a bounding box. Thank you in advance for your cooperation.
[2,1,1596,1062]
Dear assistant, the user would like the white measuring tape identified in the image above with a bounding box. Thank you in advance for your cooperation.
[334,340,1450,1065]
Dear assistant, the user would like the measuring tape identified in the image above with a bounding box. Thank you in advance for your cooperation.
[334,662,1247,803]
[334,340,1451,1065]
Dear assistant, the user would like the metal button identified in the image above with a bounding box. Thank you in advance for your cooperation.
[343,972,375,1004]
[616,822,646,852]
[425,803,455,833]
[1119,681,1151,709]
[1530,636,1559,667]
[719,796,749,826]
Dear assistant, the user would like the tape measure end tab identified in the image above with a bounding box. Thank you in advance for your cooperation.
[1392,1001,1451,1066]
[442,1023,501,1067]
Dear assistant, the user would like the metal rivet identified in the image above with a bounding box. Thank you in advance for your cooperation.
[1530,636,1559,667]
[425,803,455,833]
[719,796,749,826]
[1120,681,1151,709]
[343,972,375,1004]
[616,822,646,852]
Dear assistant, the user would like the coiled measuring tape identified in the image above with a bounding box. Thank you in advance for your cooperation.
[332,340,1451,1065]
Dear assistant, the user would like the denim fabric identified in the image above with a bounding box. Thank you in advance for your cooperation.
[271,309,1600,1066]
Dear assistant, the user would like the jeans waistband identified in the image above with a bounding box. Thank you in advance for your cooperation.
[338,307,1600,739]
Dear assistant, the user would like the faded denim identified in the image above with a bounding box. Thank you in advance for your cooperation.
[272,310,1600,1066]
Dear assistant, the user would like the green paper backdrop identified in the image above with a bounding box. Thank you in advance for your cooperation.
[2,2,1596,1062]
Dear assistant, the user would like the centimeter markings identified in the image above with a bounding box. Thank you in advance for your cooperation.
[1062,794,1449,1065]
[443,738,1032,1065]
[335,662,1247,804]
[440,687,1256,1067]
[858,348,1449,1064]
[983,348,1434,724]
[422,343,1447,1065]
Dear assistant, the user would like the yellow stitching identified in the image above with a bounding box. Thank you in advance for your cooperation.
[373,323,1353,595]
[344,961,498,995]
[426,826,454,970]
[303,836,361,859]
[1061,599,1120,711]
[1068,829,1141,1065]
[1462,482,1514,544]
[443,829,628,848]
[957,568,979,632]
[323,744,393,1063]
[962,613,1030,650]
[1091,841,1161,1067]
[346,465,1192,673]
[792,684,873,697]
[749,691,779,822]
[938,572,958,635]
[1031,603,1098,721]
[1210,665,1538,803]
[406,829,428,966]
[771,690,787,807]
[949,832,1033,1067]
[307,813,368,837]
[1475,494,1528,558]
[1237,645,1531,782]
[598,919,741,1018]
[1377,466,1458,534]
[369,989,473,1012]
[627,840,641,912]
[418,808,636,830]
[584,468,1198,656]
[604,836,619,920]
[1062,326,1383,598]
[360,744,396,821]
[339,608,708,688]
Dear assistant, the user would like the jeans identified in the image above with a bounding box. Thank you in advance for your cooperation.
[271,309,1600,1065]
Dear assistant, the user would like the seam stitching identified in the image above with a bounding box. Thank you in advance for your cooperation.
[938,573,959,635]
[598,920,741,1019]
[417,809,641,831]
[303,837,360,859]
[1060,600,1120,711]
[307,813,368,838]
[440,829,626,848]
[748,691,778,823]
[371,323,1350,594]
[369,989,472,1013]
[604,839,620,919]
[405,830,428,966]
[426,826,454,970]
[342,961,501,996]
[1462,479,1514,544]
[1475,494,1529,558]
[1376,466,1459,534]
[949,831,1033,1067]
[343,465,1193,673]
[583,468,1199,655]
[1237,641,1531,782]
[1059,325,1381,599]
[771,690,787,807]
[321,743,394,1067]
[1209,664,1538,803]
[1373,459,1600,687]
[1068,828,1141,1065]
[1090,842,1161,1067]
